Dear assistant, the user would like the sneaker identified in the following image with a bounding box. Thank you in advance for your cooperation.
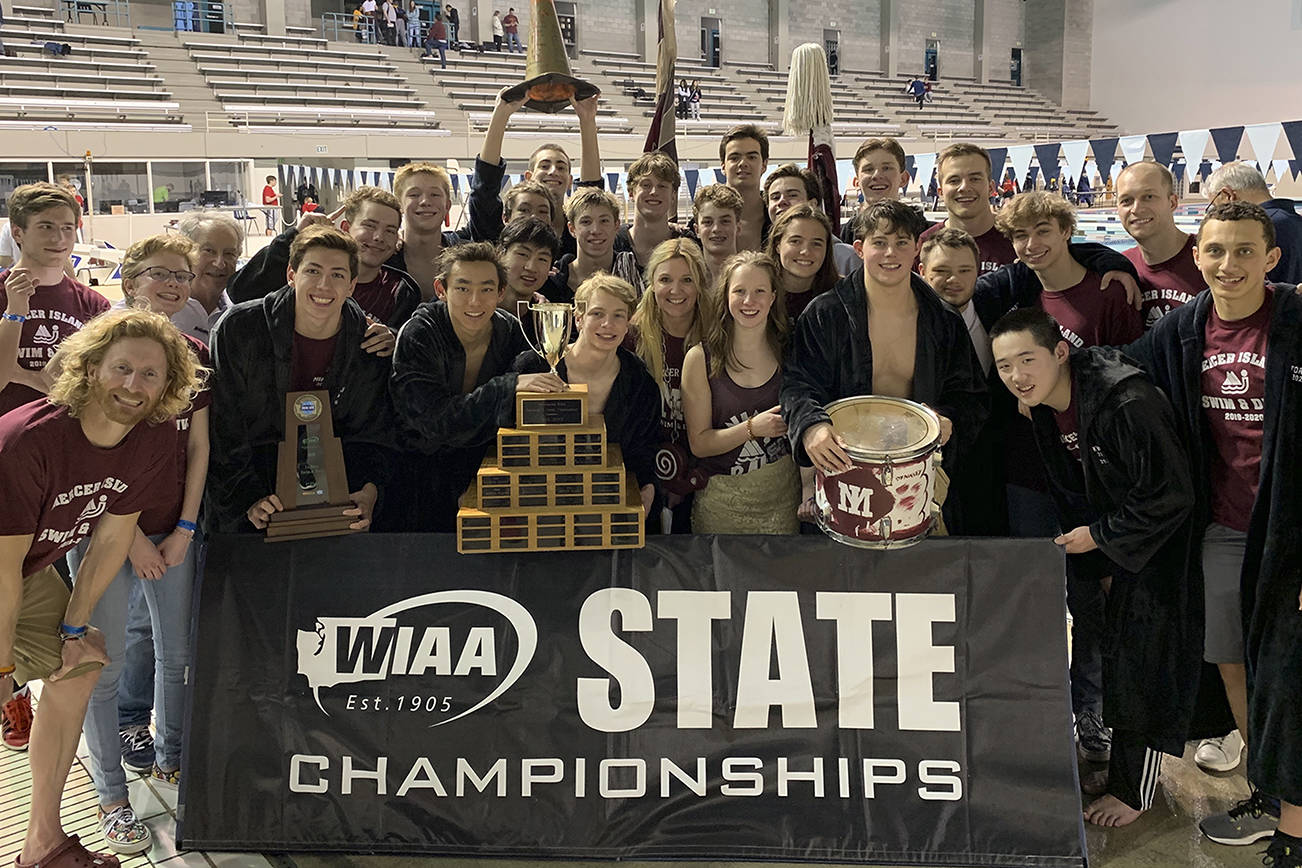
[150,763,180,788]
[1200,790,1280,845]
[1264,834,1302,867]
[97,803,152,855]
[1076,709,1112,763]
[1196,730,1245,772]
[2,688,32,751]
[119,724,154,773]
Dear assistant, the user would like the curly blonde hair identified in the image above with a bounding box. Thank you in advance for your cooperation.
[121,234,196,303]
[48,309,207,424]
[575,272,638,318]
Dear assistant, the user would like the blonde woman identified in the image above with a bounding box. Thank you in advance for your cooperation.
[631,238,713,532]
[683,251,799,533]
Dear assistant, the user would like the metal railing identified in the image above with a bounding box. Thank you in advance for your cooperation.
[321,11,375,44]
[57,0,130,28]
[170,0,233,34]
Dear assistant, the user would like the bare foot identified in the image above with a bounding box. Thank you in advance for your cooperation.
[1084,793,1144,827]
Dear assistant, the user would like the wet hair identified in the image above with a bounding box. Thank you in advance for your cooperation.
[504,180,558,222]
[703,250,788,378]
[575,272,637,318]
[342,185,402,224]
[852,199,924,242]
[1198,201,1276,250]
[436,240,507,288]
[936,142,992,180]
[763,163,820,204]
[918,227,980,267]
[989,306,1067,354]
[719,124,770,164]
[765,203,838,295]
[994,190,1076,238]
[393,161,452,200]
[48,308,207,424]
[853,138,907,174]
[289,224,360,279]
[6,182,81,229]
[693,183,744,219]
[497,215,559,259]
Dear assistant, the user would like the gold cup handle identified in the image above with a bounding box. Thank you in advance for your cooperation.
[516,299,573,378]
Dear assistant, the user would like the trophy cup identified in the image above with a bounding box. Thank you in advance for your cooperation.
[516,299,588,427]
[265,390,357,542]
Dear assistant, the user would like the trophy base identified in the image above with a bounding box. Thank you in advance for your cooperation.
[265,504,356,542]
[502,73,600,113]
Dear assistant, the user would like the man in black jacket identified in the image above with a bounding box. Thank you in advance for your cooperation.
[389,242,564,531]
[1125,202,1302,860]
[781,199,988,528]
[991,307,1201,828]
[208,225,396,534]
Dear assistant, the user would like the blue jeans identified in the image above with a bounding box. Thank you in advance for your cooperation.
[116,579,153,728]
[505,31,521,52]
[68,533,197,805]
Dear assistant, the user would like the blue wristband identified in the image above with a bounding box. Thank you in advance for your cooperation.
[58,622,87,638]
[176,519,198,533]
[1,313,25,323]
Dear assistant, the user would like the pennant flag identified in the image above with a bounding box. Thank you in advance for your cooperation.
[1060,141,1089,189]
[836,159,854,189]
[713,168,725,184]
[642,0,678,161]
[606,171,619,192]
[449,173,460,196]
[388,172,396,191]
[1291,159,1302,178]
[1272,159,1292,182]
[1029,165,1041,185]
[987,147,1008,186]
[1147,132,1178,168]
[1084,159,1098,185]
[1089,138,1119,177]
[1245,123,1282,169]
[1113,160,1126,183]
[1283,121,1302,161]
[1009,145,1034,187]
[1033,143,1061,183]
[904,155,916,182]
[783,42,840,227]
[1173,161,1187,183]
[1119,134,1147,166]
[1178,129,1211,169]
[684,168,699,198]
[1200,160,1214,182]
[1210,126,1244,163]
[912,152,937,196]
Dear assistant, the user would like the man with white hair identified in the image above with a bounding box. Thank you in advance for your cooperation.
[1204,161,1302,285]
[173,210,243,341]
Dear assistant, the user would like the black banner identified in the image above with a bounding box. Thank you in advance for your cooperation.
[180,535,1085,867]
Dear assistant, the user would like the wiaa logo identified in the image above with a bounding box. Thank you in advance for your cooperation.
[295,590,537,727]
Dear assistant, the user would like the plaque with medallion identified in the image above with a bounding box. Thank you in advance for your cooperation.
[266,390,356,542]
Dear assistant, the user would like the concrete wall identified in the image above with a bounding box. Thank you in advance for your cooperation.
[1023,0,1091,107]
[896,0,974,78]
[1092,0,1302,133]
[787,0,882,73]
[672,0,768,65]
[981,0,1024,84]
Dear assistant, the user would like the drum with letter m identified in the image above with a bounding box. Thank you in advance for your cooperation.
[814,396,942,549]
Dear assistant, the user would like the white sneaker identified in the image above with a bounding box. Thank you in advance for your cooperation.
[1195,730,1244,772]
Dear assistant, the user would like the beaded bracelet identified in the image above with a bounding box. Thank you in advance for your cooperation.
[746,417,755,440]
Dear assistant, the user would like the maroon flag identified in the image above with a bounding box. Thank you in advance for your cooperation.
[642,0,678,161]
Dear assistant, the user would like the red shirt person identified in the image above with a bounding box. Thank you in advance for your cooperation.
[0,183,110,418]
[1,308,205,868]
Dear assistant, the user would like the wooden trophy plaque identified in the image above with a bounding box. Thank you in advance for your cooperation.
[515,382,588,428]
[266,390,356,542]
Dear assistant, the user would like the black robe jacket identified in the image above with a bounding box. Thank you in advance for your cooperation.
[1127,285,1302,797]
[206,286,397,533]
[1030,347,1200,750]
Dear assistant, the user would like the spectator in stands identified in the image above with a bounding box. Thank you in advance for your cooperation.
[689,78,702,120]
[502,7,521,52]
[2,308,204,868]
[633,239,714,533]
[1204,161,1302,285]
[676,78,690,119]
[840,138,916,243]
[74,236,210,857]
[174,210,242,340]
[762,163,857,275]
[261,174,279,235]
[361,0,378,43]
[473,87,604,257]
[406,1,421,49]
[445,1,459,44]
[511,274,659,516]
[928,173,940,210]
[389,242,563,531]
[426,12,448,67]
[497,216,559,312]
[718,125,770,252]
[1077,173,1093,207]
[0,183,109,421]
[207,225,395,535]
[492,10,504,50]
[394,0,408,46]
[617,151,694,270]
[1000,173,1017,206]
[382,0,398,45]
[1115,161,1200,330]
[827,46,838,77]
[544,188,640,303]
[693,183,742,283]
[683,250,799,534]
[351,4,366,41]
[907,76,927,108]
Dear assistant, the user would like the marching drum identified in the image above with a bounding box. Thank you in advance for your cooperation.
[815,396,943,549]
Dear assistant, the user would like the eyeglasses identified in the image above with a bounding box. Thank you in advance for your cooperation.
[129,266,196,285]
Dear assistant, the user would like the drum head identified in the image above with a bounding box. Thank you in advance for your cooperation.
[825,396,941,460]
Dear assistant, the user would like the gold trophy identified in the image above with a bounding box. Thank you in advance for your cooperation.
[500,0,599,113]
[517,299,587,426]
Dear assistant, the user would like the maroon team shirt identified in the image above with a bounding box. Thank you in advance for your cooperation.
[290,331,339,391]
[0,401,173,577]
[1123,234,1202,329]
[918,222,1016,275]
[0,273,110,418]
[1201,290,1271,532]
[786,288,819,323]
[1052,382,1082,462]
[351,269,405,326]
[1039,271,1144,349]
[136,337,211,536]
[660,332,686,444]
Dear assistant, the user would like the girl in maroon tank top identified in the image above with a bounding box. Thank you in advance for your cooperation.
[681,251,802,534]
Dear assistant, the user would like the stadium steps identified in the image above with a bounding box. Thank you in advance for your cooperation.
[377,46,468,137]
[132,28,224,124]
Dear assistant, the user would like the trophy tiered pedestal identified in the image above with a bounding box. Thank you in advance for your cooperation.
[456,384,646,554]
